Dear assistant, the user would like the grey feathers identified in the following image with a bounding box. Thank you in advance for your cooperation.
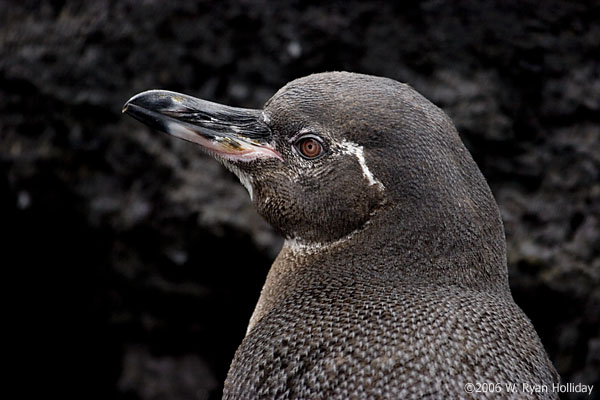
[125,71,559,399]
[224,72,558,399]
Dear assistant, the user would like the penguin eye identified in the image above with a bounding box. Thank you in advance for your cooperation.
[294,135,325,160]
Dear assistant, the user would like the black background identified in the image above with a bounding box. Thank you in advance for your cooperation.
[1,1,598,399]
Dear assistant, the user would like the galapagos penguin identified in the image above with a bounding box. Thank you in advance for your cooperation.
[123,72,559,399]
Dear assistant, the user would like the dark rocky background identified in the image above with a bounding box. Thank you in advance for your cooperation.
[1,1,598,399]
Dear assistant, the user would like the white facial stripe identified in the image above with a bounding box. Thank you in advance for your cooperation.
[238,172,254,201]
[354,145,378,186]
[284,216,372,255]
[339,140,385,189]
[284,237,325,254]
[224,164,254,201]
[261,111,271,124]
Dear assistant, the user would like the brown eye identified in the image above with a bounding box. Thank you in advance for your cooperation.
[295,136,324,159]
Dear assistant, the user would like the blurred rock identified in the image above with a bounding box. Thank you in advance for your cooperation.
[1,0,598,399]
[119,345,218,400]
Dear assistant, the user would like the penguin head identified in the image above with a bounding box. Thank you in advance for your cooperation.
[124,72,502,257]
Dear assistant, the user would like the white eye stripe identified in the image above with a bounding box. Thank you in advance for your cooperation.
[261,111,271,124]
[339,140,385,189]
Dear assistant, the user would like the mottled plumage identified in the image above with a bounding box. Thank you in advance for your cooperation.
[124,72,559,399]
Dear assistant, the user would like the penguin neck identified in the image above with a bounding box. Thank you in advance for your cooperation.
[372,200,510,290]
[285,206,507,289]
[246,200,509,335]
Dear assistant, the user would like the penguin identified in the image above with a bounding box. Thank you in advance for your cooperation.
[123,72,559,399]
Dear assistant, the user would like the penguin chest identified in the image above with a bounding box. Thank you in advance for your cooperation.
[223,285,557,399]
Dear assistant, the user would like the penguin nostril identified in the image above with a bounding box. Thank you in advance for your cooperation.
[295,136,324,159]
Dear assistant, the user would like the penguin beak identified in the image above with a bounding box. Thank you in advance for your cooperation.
[122,90,282,162]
